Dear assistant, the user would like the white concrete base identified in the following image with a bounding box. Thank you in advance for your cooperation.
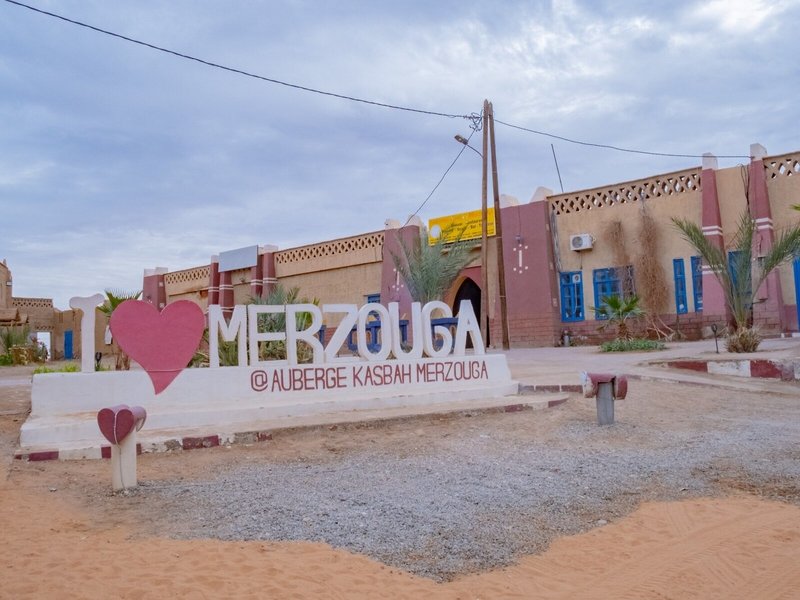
[707,360,751,377]
[111,433,138,491]
[21,355,518,456]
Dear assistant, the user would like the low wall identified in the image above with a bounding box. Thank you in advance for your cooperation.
[21,354,517,458]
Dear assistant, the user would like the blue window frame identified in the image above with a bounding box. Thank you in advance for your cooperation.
[365,293,381,304]
[691,256,703,312]
[673,259,688,314]
[559,272,584,322]
[593,266,634,319]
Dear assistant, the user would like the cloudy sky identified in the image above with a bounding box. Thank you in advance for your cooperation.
[2,0,798,309]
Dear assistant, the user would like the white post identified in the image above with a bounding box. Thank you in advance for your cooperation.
[111,432,138,492]
[69,294,105,373]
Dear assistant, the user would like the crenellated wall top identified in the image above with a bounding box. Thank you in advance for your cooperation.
[275,231,384,277]
[548,167,703,216]
[164,265,212,296]
[763,152,800,180]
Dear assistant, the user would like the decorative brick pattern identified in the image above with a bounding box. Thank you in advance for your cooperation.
[763,153,800,179]
[275,232,384,265]
[164,266,211,286]
[12,297,53,309]
[549,168,702,215]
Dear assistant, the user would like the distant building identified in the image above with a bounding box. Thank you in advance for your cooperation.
[0,260,108,360]
[142,145,800,347]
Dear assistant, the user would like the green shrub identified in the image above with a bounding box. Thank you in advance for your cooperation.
[33,363,80,374]
[0,354,12,366]
[600,338,665,353]
[725,327,762,353]
[0,325,30,354]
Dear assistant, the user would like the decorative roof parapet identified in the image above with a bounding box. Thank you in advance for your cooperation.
[548,166,703,216]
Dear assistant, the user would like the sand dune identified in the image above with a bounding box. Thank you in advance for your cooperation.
[2,483,798,599]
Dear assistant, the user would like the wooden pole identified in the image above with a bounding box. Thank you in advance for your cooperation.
[488,102,510,349]
[480,100,489,347]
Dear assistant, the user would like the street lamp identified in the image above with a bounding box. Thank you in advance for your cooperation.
[454,135,482,158]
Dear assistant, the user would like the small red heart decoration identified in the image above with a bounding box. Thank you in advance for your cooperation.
[97,405,147,445]
[110,300,205,395]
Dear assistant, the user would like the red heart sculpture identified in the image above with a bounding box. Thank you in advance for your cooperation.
[110,300,205,395]
[97,404,147,445]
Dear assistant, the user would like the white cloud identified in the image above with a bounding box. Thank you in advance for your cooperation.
[691,0,795,34]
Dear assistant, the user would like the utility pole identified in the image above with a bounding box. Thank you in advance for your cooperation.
[480,100,489,346]
[488,102,510,349]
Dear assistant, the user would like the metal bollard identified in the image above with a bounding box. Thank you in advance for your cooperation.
[580,372,628,425]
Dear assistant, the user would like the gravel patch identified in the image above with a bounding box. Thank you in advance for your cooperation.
[130,382,800,581]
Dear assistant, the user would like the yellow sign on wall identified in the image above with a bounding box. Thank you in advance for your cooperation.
[428,208,496,244]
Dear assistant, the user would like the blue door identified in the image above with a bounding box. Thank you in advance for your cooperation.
[64,330,73,360]
[794,257,800,328]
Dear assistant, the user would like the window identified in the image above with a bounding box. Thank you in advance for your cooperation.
[673,259,688,314]
[559,272,584,322]
[593,266,634,319]
[691,256,703,312]
[365,293,381,304]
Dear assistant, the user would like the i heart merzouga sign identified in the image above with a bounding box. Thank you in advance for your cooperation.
[96,404,147,445]
[110,300,206,395]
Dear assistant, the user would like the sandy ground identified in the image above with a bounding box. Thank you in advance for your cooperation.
[2,356,800,599]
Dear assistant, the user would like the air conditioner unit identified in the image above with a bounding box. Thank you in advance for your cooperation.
[569,234,593,251]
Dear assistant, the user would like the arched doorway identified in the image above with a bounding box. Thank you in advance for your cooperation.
[452,278,485,347]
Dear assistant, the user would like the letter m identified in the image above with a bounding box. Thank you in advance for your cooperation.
[208,305,247,367]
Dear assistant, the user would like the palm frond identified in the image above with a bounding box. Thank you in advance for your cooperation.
[392,227,477,304]
[671,218,728,274]
[756,225,800,288]
[98,289,142,315]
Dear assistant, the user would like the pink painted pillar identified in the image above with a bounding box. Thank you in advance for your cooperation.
[250,256,263,299]
[380,218,420,342]
[219,270,233,319]
[749,144,785,332]
[500,197,560,347]
[261,245,278,298]
[208,257,220,307]
[142,268,167,309]
[699,154,729,324]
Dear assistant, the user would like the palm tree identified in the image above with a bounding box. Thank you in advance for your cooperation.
[391,227,477,304]
[593,295,643,340]
[98,289,141,370]
[673,212,800,352]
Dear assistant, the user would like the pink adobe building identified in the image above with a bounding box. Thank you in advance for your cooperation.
[143,146,800,347]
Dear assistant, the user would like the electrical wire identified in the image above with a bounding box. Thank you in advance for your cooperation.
[2,0,471,121]
[404,118,481,224]
[495,118,750,159]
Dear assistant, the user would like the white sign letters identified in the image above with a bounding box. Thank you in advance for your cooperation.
[208,300,484,368]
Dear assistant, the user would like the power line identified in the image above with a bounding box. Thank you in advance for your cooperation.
[2,0,471,121]
[495,119,750,159]
[405,120,481,224]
